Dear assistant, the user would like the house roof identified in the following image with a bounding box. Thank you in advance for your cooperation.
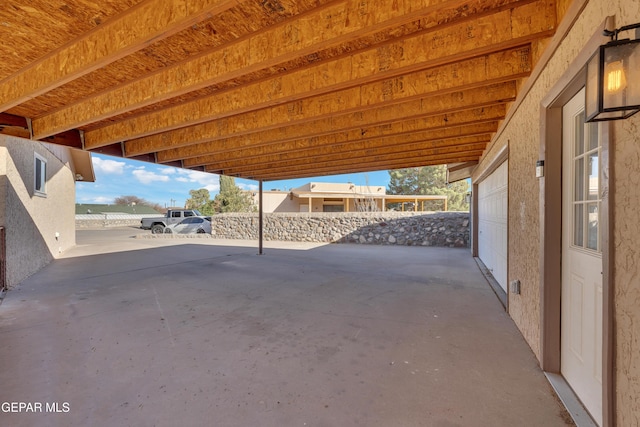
[292,192,447,201]
[0,0,560,181]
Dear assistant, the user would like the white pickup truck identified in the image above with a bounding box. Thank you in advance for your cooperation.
[140,209,208,234]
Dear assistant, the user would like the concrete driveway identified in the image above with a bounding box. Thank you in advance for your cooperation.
[0,228,572,427]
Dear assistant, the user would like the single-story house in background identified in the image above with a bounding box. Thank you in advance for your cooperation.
[0,135,94,289]
[253,182,449,213]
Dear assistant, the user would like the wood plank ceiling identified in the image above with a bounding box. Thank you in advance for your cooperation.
[0,0,563,181]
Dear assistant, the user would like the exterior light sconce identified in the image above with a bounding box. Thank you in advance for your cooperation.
[585,22,640,122]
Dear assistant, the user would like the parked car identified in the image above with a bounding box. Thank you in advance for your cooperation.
[164,216,211,234]
[141,209,210,233]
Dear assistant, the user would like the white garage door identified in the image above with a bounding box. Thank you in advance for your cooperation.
[478,160,508,292]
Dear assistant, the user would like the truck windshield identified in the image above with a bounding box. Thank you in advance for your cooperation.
[185,210,201,217]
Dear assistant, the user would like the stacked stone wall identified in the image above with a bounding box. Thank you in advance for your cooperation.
[209,212,469,247]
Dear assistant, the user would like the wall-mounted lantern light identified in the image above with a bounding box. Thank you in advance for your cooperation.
[586,23,640,122]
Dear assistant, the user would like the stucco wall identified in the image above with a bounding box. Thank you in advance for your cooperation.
[472,0,640,423]
[612,113,640,426]
[255,191,301,212]
[0,136,76,288]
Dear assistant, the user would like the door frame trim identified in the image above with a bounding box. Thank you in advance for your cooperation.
[539,17,614,427]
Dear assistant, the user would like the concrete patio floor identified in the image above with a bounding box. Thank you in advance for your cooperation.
[0,228,573,427]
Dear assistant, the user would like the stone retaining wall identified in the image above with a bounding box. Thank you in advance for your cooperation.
[76,214,147,228]
[210,212,469,247]
[76,219,142,228]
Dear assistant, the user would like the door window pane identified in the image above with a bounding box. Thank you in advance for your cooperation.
[34,154,47,195]
[588,152,599,200]
[587,203,599,250]
[574,204,584,247]
[575,112,585,155]
[574,158,584,201]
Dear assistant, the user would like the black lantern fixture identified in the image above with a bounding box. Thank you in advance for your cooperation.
[585,23,640,122]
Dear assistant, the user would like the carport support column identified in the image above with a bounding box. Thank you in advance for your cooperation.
[258,180,264,255]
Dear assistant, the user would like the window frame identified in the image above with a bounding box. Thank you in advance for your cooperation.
[34,153,47,197]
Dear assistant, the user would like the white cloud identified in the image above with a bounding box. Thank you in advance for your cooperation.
[176,170,220,192]
[91,196,113,204]
[132,169,171,185]
[77,195,113,204]
[238,183,259,191]
[92,157,125,175]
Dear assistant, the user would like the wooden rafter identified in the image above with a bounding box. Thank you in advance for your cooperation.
[223,153,485,181]
[141,82,516,162]
[131,84,514,160]
[217,137,489,174]
[2,0,562,180]
[179,114,500,167]
[177,107,503,167]
[78,0,553,148]
[0,0,241,113]
[30,0,527,138]
[181,122,498,169]
[127,43,531,156]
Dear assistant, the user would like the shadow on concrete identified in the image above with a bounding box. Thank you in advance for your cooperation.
[0,232,573,427]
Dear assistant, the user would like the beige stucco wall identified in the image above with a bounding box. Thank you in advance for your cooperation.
[255,191,301,212]
[472,0,640,423]
[0,135,76,288]
[612,113,640,426]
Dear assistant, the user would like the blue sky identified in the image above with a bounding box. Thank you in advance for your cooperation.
[76,153,391,208]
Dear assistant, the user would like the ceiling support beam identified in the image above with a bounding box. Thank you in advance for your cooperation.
[80,0,554,148]
[183,122,498,169]
[30,0,520,138]
[140,86,511,161]
[178,107,502,167]
[39,129,83,149]
[0,112,28,128]
[233,154,483,181]
[216,138,489,175]
[0,0,242,114]
[88,143,125,158]
[152,82,516,162]
[127,41,531,156]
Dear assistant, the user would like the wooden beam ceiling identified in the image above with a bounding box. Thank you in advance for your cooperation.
[0,0,560,182]
[216,138,490,176]
[179,114,502,167]
[182,122,498,169]
[0,0,242,112]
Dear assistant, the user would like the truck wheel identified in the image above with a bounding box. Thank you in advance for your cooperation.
[151,224,165,234]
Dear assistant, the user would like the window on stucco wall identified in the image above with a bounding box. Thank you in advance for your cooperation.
[34,153,47,197]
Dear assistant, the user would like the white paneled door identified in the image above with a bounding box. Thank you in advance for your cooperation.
[478,160,508,292]
[561,88,603,425]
